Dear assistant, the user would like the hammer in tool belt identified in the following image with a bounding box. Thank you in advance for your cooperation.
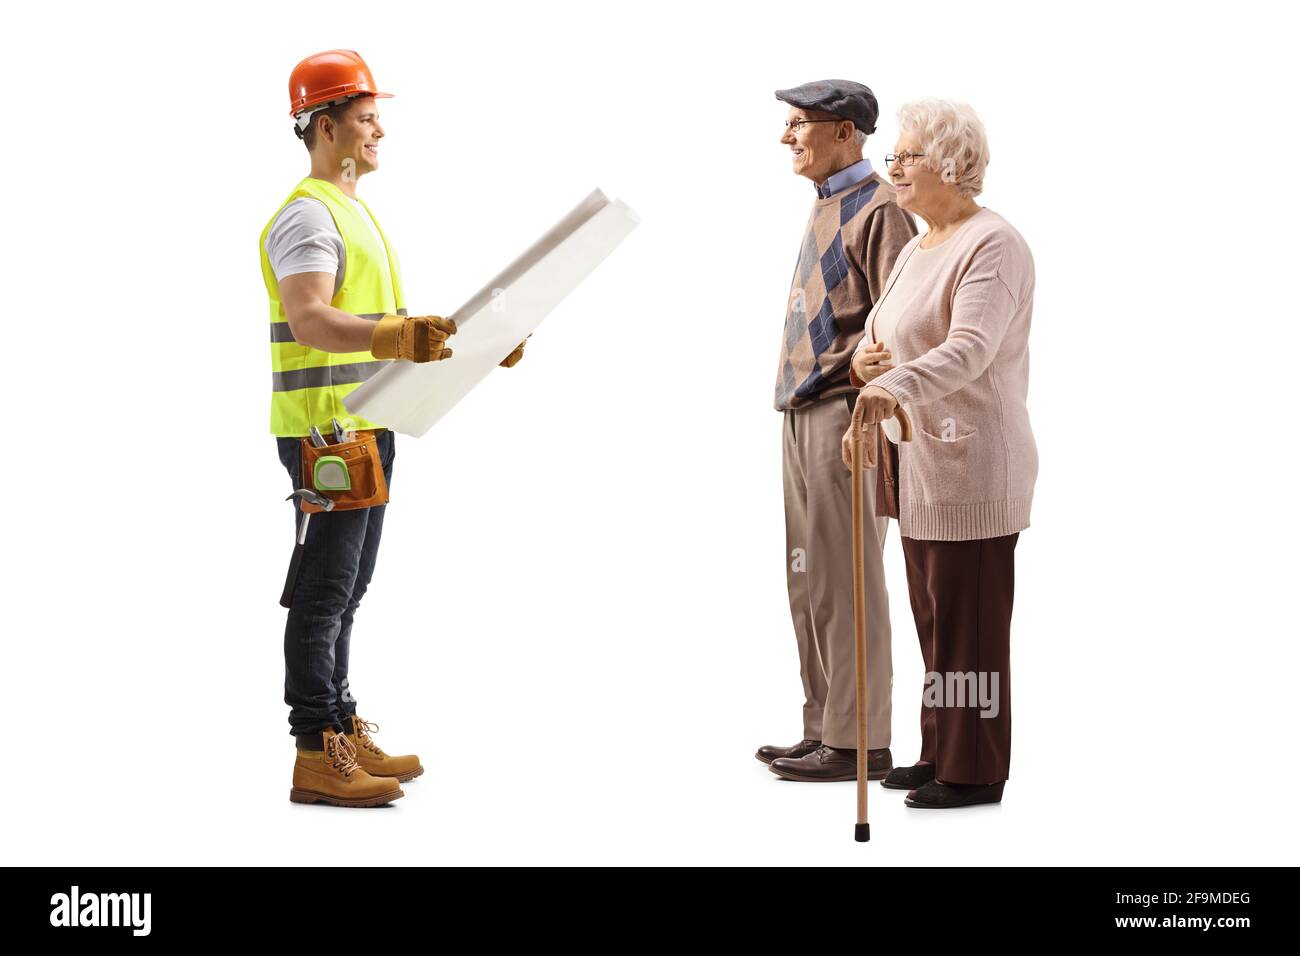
[280,488,335,609]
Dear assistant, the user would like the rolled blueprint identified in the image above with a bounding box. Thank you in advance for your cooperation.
[344,188,640,436]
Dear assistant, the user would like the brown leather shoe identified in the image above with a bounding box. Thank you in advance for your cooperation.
[342,715,424,783]
[769,745,893,782]
[289,728,404,807]
[755,738,821,765]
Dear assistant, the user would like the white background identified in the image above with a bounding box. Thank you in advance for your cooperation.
[5,0,1297,865]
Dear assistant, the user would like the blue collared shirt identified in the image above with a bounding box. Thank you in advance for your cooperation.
[816,158,874,199]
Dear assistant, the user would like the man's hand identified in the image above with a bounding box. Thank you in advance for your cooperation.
[370,313,457,362]
[850,340,893,386]
[499,334,530,368]
[841,385,899,470]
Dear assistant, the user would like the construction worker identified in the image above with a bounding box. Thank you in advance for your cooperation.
[261,50,526,808]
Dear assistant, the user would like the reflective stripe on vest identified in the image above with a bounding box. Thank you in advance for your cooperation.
[259,177,406,437]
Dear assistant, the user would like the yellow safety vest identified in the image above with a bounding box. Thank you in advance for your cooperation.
[259,176,406,437]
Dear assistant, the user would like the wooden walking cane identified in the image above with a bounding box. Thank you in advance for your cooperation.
[851,401,912,843]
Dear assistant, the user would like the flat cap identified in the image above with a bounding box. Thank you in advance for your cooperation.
[775,79,879,135]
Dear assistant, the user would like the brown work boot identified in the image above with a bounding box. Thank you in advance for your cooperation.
[289,728,404,807]
[342,715,424,783]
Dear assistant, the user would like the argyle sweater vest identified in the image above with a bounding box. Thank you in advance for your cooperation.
[774,172,916,410]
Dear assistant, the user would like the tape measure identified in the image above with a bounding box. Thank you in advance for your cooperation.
[312,455,352,492]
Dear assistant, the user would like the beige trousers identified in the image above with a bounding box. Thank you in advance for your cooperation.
[782,394,892,750]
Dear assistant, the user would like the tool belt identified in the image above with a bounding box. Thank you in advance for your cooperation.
[297,428,389,514]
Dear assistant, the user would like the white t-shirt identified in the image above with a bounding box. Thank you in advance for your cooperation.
[264,196,392,298]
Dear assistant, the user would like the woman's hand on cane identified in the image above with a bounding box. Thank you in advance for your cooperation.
[842,385,899,470]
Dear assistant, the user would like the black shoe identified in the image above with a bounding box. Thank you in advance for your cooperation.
[881,762,936,790]
[769,745,892,782]
[755,738,821,765]
[904,779,1005,808]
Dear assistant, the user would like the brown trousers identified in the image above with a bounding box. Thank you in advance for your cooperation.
[782,395,892,750]
[901,533,1018,784]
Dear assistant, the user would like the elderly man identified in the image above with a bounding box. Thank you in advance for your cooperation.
[759,80,917,782]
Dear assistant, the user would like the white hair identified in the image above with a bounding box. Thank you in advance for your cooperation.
[897,99,989,198]
[853,128,868,147]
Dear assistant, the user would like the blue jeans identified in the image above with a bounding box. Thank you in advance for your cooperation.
[276,430,395,742]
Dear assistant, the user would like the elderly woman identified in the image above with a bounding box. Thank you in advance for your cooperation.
[844,99,1036,809]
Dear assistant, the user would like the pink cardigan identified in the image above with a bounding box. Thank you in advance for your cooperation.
[857,208,1037,541]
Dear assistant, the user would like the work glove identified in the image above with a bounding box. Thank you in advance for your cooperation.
[499,334,530,368]
[370,313,457,362]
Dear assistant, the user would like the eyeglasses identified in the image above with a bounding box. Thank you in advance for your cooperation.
[885,151,927,167]
[784,119,842,133]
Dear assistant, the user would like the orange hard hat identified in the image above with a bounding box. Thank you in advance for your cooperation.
[288,49,393,118]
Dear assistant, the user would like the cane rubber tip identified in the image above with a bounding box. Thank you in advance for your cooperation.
[855,823,870,842]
